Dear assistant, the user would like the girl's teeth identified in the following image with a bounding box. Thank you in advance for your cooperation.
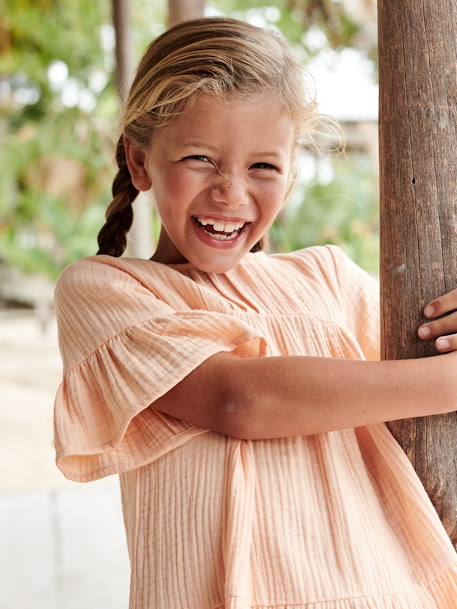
[210,232,237,241]
[193,216,244,241]
[196,216,243,232]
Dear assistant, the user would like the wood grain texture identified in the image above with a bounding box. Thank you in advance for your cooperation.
[378,0,457,546]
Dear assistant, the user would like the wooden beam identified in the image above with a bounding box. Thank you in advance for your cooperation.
[112,0,153,258]
[378,0,457,546]
[168,0,205,27]
[112,0,133,102]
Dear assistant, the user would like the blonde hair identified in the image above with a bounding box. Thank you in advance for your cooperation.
[96,16,343,257]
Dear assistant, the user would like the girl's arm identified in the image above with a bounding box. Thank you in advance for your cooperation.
[152,288,457,441]
[149,351,236,436]
[224,283,457,440]
[223,352,457,440]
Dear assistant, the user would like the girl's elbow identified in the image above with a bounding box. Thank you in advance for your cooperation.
[220,382,257,440]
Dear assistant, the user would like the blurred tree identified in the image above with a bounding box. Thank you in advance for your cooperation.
[0,0,168,279]
[210,0,377,60]
[1,0,115,277]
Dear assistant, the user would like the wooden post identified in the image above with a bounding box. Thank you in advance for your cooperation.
[378,0,457,547]
[112,0,133,102]
[168,0,205,26]
[112,0,153,258]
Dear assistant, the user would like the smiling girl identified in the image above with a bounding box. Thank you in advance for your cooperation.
[53,16,457,609]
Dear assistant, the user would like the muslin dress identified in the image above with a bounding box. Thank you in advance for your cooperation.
[53,244,457,609]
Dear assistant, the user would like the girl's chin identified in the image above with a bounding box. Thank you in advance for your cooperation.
[186,245,257,272]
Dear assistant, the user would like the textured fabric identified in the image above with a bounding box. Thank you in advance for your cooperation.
[53,245,457,609]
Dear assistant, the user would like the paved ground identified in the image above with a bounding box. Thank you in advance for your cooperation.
[0,310,130,609]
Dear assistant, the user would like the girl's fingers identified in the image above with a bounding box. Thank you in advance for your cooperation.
[418,310,457,342]
[433,334,457,353]
[417,324,457,352]
[424,288,457,318]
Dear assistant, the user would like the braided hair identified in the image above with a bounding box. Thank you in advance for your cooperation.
[96,137,138,256]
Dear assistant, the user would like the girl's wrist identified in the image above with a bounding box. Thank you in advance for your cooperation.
[380,352,457,418]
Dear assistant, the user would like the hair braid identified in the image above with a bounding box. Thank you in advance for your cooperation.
[96,136,139,257]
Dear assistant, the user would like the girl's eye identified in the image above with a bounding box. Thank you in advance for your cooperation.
[252,162,278,171]
[183,157,278,172]
[184,155,211,163]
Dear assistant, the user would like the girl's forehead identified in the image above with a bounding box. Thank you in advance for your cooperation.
[188,91,288,116]
[154,92,294,151]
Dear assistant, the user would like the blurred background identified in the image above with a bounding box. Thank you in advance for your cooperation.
[0,0,379,607]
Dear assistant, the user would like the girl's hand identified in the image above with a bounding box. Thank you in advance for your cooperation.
[418,289,457,352]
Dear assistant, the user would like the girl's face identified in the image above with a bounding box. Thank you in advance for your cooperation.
[126,92,296,273]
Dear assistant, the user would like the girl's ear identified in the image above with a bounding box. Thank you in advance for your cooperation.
[123,135,152,191]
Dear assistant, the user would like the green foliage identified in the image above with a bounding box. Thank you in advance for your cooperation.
[210,0,362,53]
[271,154,379,274]
[1,1,116,278]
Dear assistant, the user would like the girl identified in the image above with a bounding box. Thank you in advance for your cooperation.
[53,16,457,609]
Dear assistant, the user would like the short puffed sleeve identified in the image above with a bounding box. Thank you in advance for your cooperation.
[326,244,380,361]
[52,256,268,482]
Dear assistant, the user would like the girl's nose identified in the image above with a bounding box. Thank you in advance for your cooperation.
[210,173,250,207]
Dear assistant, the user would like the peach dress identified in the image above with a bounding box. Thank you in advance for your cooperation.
[53,245,457,609]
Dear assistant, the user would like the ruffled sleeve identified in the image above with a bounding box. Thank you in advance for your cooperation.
[326,245,380,361]
[53,256,268,482]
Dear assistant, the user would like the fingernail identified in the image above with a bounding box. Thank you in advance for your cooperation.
[437,338,449,349]
[424,305,434,317]
[418,326,431,338]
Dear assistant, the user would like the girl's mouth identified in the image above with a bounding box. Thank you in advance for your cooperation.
[190,216,250,248]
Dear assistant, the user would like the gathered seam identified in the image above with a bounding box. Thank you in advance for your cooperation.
[216,563,457,607]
